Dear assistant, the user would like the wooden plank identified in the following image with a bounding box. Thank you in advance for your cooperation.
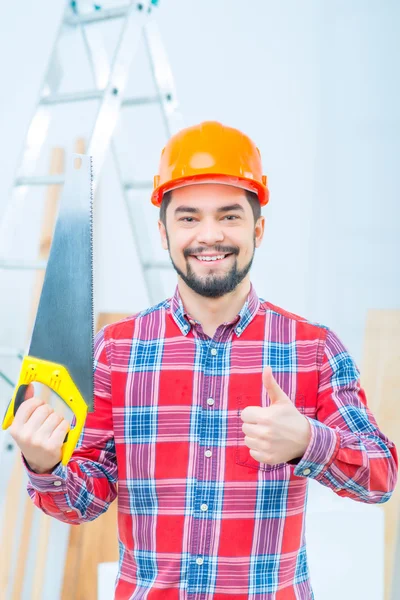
[61,523,83,600]
[0,453,24,595]
[10,500,35,599]
[61,312,130,600]
[360,310,400,600]
[96,313,131,331]
[72,502,120,600]
[31,514,52,600]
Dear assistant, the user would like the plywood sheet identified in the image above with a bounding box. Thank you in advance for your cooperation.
[360,309,400,600]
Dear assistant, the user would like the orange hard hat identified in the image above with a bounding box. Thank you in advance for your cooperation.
[151,120,269,207]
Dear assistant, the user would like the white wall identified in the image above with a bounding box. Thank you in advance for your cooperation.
[307,0,400,361]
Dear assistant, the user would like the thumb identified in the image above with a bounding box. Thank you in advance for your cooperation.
[262,366,286,404]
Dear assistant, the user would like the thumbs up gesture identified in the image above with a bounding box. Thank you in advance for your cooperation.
[240,366,312,466]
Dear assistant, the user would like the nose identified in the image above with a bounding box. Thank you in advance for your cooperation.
[195,217,224,246]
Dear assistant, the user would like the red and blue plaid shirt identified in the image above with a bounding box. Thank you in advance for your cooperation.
[24,282,398,599]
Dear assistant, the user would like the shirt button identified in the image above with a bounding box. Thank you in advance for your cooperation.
[53,481,62,487]
[236,326,242,333]
[196,558,204,565]
[210,348,217,356]
[205,450,212,458]
[200,504,208,511]
[302,468,311,476]
[207,398,214,406]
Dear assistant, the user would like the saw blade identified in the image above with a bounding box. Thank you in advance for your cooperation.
[28,154,95,411]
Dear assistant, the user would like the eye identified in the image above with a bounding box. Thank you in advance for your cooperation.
[179,215,239,222]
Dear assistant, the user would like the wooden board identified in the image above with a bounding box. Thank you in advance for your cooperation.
[360,310,400,600]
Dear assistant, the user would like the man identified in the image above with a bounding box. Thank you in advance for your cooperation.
[10,121,398,599]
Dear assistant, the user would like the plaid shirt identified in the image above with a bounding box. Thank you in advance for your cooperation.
[24,283,398,599]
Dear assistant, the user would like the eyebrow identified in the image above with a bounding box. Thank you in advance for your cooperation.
[174,203,245,216]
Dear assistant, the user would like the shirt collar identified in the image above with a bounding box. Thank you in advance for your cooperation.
[169,282,261,337]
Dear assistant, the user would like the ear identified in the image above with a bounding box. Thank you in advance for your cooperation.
[158,220,169,251]
[255,215,265,248]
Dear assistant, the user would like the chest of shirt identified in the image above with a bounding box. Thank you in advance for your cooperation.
[109,334,318,483]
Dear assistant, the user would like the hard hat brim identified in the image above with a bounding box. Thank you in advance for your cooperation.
[151,173,269,207]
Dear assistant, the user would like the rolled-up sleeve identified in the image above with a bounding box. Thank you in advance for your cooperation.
[292,328,398,504]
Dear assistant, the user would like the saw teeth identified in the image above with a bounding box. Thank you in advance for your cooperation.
[89,156,95,367]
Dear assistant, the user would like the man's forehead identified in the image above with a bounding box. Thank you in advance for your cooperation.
[169,184,248,210]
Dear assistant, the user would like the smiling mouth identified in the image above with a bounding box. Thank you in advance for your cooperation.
[189,253,233,264]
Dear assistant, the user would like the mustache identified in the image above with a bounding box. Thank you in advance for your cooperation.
[183,247,238,257]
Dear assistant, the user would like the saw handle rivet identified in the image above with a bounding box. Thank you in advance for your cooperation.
[53,370,60,378]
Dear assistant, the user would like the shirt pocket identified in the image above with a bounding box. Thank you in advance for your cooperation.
[235,392,306,472]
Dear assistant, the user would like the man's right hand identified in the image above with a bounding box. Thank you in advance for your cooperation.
[8,383,70,474]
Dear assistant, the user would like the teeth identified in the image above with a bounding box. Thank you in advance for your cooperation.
[196,254,226,261]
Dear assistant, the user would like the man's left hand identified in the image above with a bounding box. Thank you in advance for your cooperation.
[240,366,312,466]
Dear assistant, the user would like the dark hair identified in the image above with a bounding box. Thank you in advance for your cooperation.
[159,188,261,227]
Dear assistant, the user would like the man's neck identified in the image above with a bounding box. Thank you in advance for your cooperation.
[177,278,251,335]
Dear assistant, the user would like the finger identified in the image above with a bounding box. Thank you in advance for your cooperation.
[35,412,64,440]
[249,448,270,464]
[242,422,266,438]
[244,435,264,452]
[14,396,46,425]
[240,405,267,424]
[49,419,70,447]
[24,403,54,432]
[24,383,35,401]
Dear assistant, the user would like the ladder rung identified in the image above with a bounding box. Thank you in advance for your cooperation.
[143,261,172,270]
[65,6,130,26]
[0,259,47,270]
[0,258,171,271]
[16,175,64,186]
[41,90,103,105]
[124,180,153,191]
[122,95,160,107]
[40,92,160,107]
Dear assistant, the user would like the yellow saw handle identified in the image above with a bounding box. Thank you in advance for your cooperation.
[2,355,88,466]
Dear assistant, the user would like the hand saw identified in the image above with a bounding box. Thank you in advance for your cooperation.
[2,153,94,466]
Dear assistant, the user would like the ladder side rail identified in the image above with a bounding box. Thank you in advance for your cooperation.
[85,1,153,191]
[143,18,184,137]
[80,0,158,304]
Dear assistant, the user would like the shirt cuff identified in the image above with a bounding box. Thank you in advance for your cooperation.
[22,452,68,492]
[290,417,340,479]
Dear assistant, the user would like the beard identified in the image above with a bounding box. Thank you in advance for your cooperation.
[166,231,256,299]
